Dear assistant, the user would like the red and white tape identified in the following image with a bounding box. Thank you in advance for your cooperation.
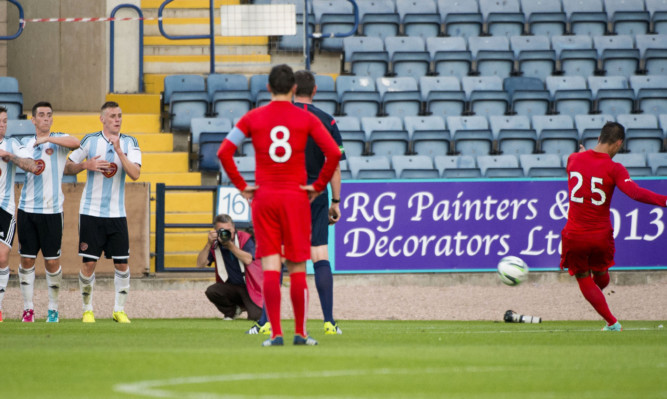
[20,17,160,23]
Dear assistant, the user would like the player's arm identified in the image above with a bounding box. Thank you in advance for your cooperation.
[329,166,342,224]
[614,164,667,206]
[0,149,37,174]
[218,127,252,195]
[309,116,342,193]
[109,135,141,180]
[196,230,217,268]
[34,134,80,150]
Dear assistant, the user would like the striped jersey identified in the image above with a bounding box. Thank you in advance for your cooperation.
[19,133,73,214]
[68,131,142,218]
[0,137,32,215]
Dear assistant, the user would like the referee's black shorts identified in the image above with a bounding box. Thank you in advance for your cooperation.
[310,191,329,247]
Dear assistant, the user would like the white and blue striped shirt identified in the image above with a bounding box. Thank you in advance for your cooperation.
[68,132,142,218]
[19,133,73,214]
[0,137,32,215]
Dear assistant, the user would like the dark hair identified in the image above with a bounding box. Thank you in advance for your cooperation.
[294,70,316,97]
[32,101,53,117]
[101,101,120,112]
[0,106,7,115]
[268,64,295,95]
[599,121,625,144]
[213,214,234,226]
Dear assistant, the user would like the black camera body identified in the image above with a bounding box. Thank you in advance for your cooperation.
[217,228,232,243]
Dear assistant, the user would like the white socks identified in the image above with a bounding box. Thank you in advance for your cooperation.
[114,269,130,313]
[46,267,62,311]
[18,265,35,310]
[0,266,9,309]
[79,272,95,312]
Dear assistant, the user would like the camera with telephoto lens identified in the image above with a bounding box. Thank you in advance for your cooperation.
[504,309,541,324]
[217,228,232,243]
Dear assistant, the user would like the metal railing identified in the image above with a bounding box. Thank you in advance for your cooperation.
[109,4,145,93]
[305,0,359,70]
[158,0,216,74]
[1,0,24,40]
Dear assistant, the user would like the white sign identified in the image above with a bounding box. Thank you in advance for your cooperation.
[220,4,296,37]
[217,186,251,222]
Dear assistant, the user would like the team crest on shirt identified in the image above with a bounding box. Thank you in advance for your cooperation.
[103,163,118,178]
[45,148,54,155]
[80,242,88,251]
[33,159,46,175]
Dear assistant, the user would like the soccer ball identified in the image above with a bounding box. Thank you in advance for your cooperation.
[497,256,529,286]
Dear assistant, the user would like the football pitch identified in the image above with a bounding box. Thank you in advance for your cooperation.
[1,319,665,399]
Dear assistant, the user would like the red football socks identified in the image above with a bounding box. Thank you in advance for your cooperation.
[263,270,282,338]
[593,272,610,291]
[576,275,617,325]
[290,271,308,337]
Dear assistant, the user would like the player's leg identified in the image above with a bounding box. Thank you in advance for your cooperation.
[286,260,317,345]
[575,271,618,327]
[78,215,104,322]
[0,209,16,322]
[17,210,39,322]
[593,270,610,290]
[40,212,64,323]
[106,217,131,323]
[261,254,284,344]
[310,193,339,334]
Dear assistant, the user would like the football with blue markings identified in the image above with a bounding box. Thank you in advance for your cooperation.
[497,256,529,286]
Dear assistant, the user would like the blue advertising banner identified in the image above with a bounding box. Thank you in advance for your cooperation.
[333,178,667,273]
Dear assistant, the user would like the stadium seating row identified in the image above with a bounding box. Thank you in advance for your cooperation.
[342,34,667,79]
[220,153,667,181]
[0,76,24,120]
[194,113,667,172]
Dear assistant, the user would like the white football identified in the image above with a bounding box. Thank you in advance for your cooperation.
[497,256,529,286]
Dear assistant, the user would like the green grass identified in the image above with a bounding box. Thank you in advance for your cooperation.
[1,319,665,398]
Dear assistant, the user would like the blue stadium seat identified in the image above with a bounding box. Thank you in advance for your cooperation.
[426,37,472,80]
[392,155,439,178]
[552,35,598,77]
[420,76,466,118]
[469,36,515,77]
[510,35,556,81]
[310,74,338,115]
[164,75,209,131]
[348,155,396,179]
[396,0,441,38]
[617,113,659,129]
[190,117,232,150]
[490,115,537,156]
[533,114,579,156]
[636,35,667,75]
[630,75,667,115]
[404,115,451,158]
[521,0,567,37]
[313,0,356,51]
[249,74,269,105]
[385,36,431,80]
[447,115,493,156]
[479,0,525,37]
[198,132,227,171]
[519,153,566,177]
[647,0,667,34]
[604,0,650,36]
[546,76,593,117]
[613,153,653,176]
[222,156,255,184]
[434,154,482,178]
[477,154,524,177]
[336,76,381,118]
[339,158,352,179]
[376,77,422,118]
[342,36,389,79]
[7,119,36,141]
[0,76,23,120]
[361,116,409,157]
[648,152,667,175]
[562,0,608,36]
[358,0,400,39]
[273,0,314,51]
[335,116,366,157]
[463,76,509,117]
[576,114,615,149]
[594,35,640,78]
[207,74,252,121]
[438,0,483,39]
[504,77,551,117]
[617,113,662,153]
[588,76,635,117]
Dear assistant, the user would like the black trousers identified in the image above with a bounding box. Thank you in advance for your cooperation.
[205,282,262,320]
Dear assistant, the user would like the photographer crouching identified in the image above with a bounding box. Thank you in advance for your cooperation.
[197,214,262,321]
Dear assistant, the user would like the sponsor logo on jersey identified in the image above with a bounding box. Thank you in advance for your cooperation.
[80,242,88,251]
[33,159,46,175]
[102,163,118,178]
[45,148,54,155]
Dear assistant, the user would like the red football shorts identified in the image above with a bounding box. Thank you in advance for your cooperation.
[251,187,312,262]
[560,228,615,276]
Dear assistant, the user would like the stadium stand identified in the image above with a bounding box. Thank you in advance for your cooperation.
[163,75,208,131]
[434,154,482,178]
[0,76,23,120]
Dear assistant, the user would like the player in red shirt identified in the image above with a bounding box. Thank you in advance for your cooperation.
[562,122,667,331]
[218,65,341,346]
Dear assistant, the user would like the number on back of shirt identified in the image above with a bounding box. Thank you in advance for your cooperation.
[569,171,606,205]
[269,126,292,163]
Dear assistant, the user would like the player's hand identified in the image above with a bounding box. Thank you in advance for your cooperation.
[108,134,121,151]
[579,144,586,152]
[241,185,259,201]
[328,203,341,225]
[300,185,322,202]
[0,149,10,163]
[85,155,111,172]
[33,136,50,147]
